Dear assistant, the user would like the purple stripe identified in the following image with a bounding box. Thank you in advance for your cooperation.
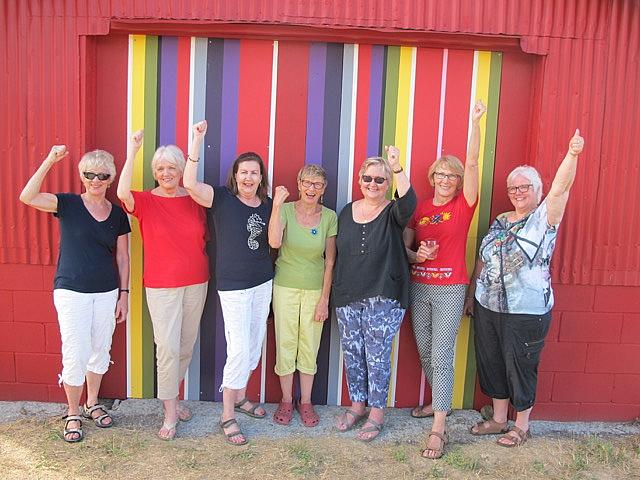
[367,45,384,157]
[305,43,327,165]
[158,36,178,145]
[219,39,240,182]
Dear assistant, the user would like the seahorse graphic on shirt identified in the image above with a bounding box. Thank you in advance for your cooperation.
[247,213,265,250]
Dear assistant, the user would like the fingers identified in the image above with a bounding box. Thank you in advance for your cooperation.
[49,145,69,162]
[575,128,580,136]
[131,129,144,144]
[193,120,207,136]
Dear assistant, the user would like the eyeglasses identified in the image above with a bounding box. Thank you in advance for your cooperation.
[83,172,111,181]
[300,179,325,189]
[433,172,459,181]
[362,175,387,184]
[507,184,533,195]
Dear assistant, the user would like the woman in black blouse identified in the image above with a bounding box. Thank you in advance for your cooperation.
[333,146,416,442]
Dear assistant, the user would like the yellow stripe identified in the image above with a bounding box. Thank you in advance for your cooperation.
[129,34,146,398]
[451,51,492,408]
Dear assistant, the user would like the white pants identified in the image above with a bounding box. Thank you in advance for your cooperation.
[218,279,272,390]
[145,282,208,400]
[53,288,118,387]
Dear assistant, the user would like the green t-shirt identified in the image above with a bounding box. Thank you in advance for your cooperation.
[274,202,338,290]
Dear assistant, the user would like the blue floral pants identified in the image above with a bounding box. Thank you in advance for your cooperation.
[336,296,405,409]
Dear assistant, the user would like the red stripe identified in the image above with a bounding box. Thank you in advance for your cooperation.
[393,314,425,407]
[272,41,309,194]
[237,39,273,163]
[341,360,351,405]
[410,47,443,203]
[263,320,280,402]
[351,44,372,202]
[440,49,474,161]
[175,36,191,154]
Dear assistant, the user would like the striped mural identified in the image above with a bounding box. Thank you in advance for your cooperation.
[127,35,502,408]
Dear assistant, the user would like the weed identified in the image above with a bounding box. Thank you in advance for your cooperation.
[391,444,407,463]
[100,434,128,457]
[230,448,257,461]
[531,459,547,474]
[427,464,446,478]
[288,441,322,477]
[178,451,200,470]
[443,446,481,471]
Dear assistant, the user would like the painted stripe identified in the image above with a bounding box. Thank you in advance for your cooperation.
[351,44,372,204]
[367,46,385,156]
[436,49,448,158]
[175,36,191,155]
[381,46,400,158]
[158,36,178,146]
[267,41,278,193]
[305,43,327,166]
[220,39,240,181]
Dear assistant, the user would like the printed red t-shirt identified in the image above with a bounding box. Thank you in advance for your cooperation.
[408,193,477,285]
[125,190,209,288]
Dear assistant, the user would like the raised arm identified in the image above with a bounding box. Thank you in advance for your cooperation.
[117,130,143,212]
[114,233,130,324]
[385,145,410,197]
[315,235,336,322]
[546,129,584,226]
[463,100,486,206]
[19,145,69,212]
[183,121,214,208]
[403,227,429,264]
[268,186,289,248]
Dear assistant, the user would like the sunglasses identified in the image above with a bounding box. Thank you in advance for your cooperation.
[362,175,387,184]
[83,172,111,181]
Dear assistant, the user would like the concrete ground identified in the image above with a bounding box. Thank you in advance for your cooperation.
[1,399,638,443]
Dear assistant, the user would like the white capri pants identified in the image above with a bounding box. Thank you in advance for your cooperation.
[218,279,273,390]
[53,288,118,387]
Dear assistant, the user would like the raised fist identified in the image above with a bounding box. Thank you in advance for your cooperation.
[471,100,487,123]
[130,130,144,150]
[48,145,68,163]
[568,129,584,156]
[273,185,289,206]
[193,120,207,138]
[385,145,400,168]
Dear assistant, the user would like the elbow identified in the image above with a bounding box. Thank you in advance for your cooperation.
[18,191,30,205]
[269,238,282,249]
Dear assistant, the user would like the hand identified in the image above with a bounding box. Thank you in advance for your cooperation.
[463,296,474,317]
[193,120,207,138]
[129,130,144,151]
[416,241,429,263]
[273,185,289,206]
[385,145,401,170]
[115,296,128,324]
[568,129,584,156]
[471,100,487,123]
[314,298,329,322]
[47,145,69,163]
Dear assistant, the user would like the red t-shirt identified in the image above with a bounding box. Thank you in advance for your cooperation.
[126,191,209,288]
[408,193,477,285]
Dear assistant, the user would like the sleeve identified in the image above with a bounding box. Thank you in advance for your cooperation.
[210,186,226,213]
[125,190,144,218]
[391,186,417,228]
[53,193,68,218]
[280,202,290,226]
[327,208,338,237]
[407,209,417,230]
[117,207,132,235]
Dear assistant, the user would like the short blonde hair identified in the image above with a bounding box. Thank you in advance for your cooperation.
[297,164,327,184]
[151,145,186,176]
[358,156,392,182]
[77,150,116,184]
[427,155,464,190]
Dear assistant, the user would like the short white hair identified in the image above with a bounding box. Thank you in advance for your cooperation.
[507,165,543,203]
[151,145,186,175]
[77,150,116,184]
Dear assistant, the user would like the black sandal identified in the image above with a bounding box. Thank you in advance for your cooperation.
[83,403,113,428]
[62,415,84,443]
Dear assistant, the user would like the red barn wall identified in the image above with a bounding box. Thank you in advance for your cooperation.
[1,0,639,420]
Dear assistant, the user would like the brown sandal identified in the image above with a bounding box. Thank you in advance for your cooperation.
[421,431,449,459]
[296,402,320,427]
[469,418,509,435]
[273,401,294,425]
[497,426,531,447]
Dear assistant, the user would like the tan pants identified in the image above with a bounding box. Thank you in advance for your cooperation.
[145,281,208,400]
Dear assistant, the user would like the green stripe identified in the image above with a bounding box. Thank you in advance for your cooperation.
[381,46,400,199]
[463,51,503,407]
[142,36,159,398]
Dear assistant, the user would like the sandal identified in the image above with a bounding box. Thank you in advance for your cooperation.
[157,422,177,441]
[296,402,320,427]
[497,426,531,448]
[62,415,83,443]
[421,431,449,459]
[469,418,509,435]
[356,418,383,443]
[336,409,366,432]
[177,404,193,422]
[234,398,266,418]
[273,401,294,425]
[219,418,247,446]
[410,405,453,418]
[83,403,113,428]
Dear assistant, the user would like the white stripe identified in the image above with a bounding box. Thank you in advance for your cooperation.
[260,333,267,403]
[436,49,448,158]
[467,51,480,148]
[125,34,134,399]
[404,47,417,184]
[346,44,358,204]
[336,344,344,405]
[267,41,278,195]
[389,333,400,407]
[419,372,426,406]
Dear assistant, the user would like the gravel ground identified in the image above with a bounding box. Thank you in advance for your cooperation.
[1,399,638,443]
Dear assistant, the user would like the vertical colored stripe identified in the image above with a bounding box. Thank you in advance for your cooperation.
[158,36,178,146]
[367,46,385,157]
[175,36,191,154]
[220,39,240,180]
[381,46,400,156]
[305,43,327,166]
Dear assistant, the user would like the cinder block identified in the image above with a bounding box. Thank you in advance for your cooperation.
[15,353,61,384]
[13,291,57,323]
[586,344,640,374]
[621,314,640,344]
[0,353,15,382]
[612,374,640,404]
[553,284,594,312]
[536,372,554,402]
[551,372,613,403]
[0,264,44,291]
[0,291,13,322]
[559,312,623,343]
[530,402,580,420]
[577,403,640,422]
[0,382,48,401]
[539,342,587,372]
[45,324,61,353]
[0,322,45,352]
[594,286,640,313]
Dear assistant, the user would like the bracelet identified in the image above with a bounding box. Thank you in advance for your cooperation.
[392,166,403,174]
[187,155,199,163]
[120,289,130,293]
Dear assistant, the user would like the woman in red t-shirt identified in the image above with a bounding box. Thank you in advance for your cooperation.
[404,101,486,459]
[117,128,210,440]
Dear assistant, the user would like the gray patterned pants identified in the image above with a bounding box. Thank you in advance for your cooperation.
[336,296,405,409]
[410,282,467,411]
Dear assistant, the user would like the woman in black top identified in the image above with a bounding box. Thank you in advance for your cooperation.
[20,146,130,443]
[333,146,416,442]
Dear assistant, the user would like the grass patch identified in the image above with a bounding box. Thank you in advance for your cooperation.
[427,464,446,478]
[443,446,482,472]
[287,441,323,477]
[570,436,628,472]
[391,444,407,463]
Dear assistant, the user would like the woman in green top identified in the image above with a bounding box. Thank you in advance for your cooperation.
[268,164,338,427]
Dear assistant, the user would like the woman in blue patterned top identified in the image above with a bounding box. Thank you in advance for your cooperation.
[465,129,584,447]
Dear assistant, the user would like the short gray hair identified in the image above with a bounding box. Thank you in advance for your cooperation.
[77,150,116,184]
[151,145,186,175]
[507,165,543,203]
[358,156,392,183]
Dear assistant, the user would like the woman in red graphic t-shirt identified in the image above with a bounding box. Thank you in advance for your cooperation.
[404,100,486,459]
